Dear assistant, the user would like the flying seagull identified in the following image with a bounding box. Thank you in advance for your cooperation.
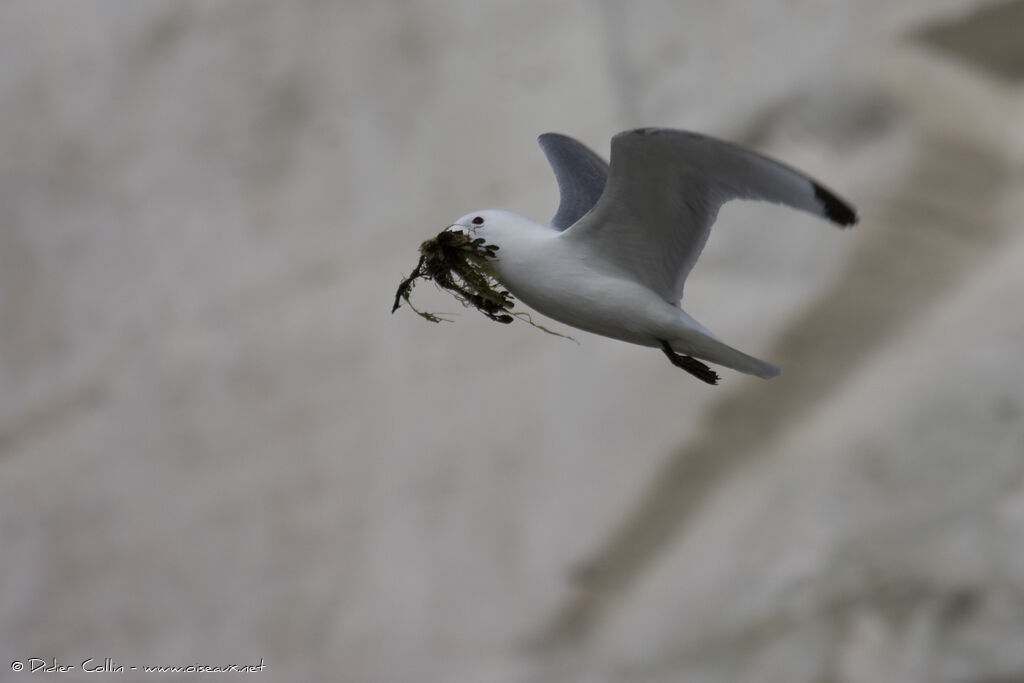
[445,128,857,384]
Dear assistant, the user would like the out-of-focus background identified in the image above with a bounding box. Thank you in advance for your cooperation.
[2,1,1024,682]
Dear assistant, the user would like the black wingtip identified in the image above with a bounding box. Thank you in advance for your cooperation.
[814,182,858,227]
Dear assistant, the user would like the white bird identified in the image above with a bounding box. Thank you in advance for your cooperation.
[447,128,857,384]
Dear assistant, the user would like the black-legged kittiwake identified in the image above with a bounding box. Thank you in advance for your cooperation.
[403,128,858,384]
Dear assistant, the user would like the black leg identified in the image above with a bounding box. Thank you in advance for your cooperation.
[659,340,719,385]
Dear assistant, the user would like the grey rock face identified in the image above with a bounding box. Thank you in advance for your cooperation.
[1,2,1021,682]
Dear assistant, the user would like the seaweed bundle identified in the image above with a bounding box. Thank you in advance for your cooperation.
[392,229,512,323]
[392,228,573,340]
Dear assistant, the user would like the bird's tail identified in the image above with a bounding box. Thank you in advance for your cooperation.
[670,330,781,379]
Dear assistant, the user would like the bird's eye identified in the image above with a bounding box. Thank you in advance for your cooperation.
[472,216,484,225]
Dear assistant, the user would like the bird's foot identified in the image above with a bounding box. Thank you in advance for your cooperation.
[659,340,719,385]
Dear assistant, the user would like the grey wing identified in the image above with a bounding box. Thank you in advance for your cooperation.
[561,128,858,302]
[538,133,609,231]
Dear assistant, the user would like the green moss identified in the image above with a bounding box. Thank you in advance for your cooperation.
[392,228,575,342]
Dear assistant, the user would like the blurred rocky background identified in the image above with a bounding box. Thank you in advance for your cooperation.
[2,1,1023,682]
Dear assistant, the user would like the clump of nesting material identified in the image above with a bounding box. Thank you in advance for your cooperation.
[392,228,512,323]
[392,228,572,339]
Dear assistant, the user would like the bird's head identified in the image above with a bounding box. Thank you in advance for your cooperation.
[446,209,535,247]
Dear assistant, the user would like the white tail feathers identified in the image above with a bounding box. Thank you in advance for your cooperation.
[672,332,781,379]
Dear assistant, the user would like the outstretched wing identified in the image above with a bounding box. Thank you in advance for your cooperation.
[538,133,609,231]
[561,128,857,302]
